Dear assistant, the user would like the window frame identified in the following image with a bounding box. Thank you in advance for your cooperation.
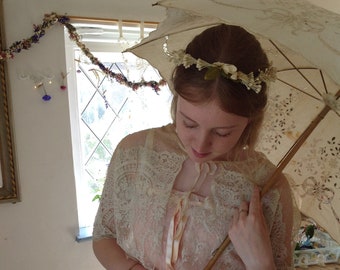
[64,19,173,241]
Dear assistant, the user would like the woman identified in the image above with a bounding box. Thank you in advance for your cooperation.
[92,24,296,270]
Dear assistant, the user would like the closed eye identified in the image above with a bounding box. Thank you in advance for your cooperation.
[179,112,198,128]
[183,121,198,129]
[214,130,232,137]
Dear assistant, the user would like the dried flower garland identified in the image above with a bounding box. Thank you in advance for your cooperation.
[0,12,167,93]
[164,47,277,94]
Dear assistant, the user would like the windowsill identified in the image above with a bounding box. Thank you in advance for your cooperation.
[76,226,93,242]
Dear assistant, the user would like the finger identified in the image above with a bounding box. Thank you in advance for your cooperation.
[249,186,261,215]
[231,207,239,227]
[238,201,249,217]
[239,208,248,215]
[239,200,249,211]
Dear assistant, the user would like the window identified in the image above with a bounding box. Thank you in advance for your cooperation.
[64,20,172,240]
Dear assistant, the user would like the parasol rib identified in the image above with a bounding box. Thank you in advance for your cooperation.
[269,40,323,98]
[204,89,340,270]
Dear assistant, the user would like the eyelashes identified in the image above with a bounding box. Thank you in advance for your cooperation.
[214,131,231,137]
[183,122,197,129]
[182,121,232,137]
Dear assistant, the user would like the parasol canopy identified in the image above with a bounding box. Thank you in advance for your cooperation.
[127,0,340,245]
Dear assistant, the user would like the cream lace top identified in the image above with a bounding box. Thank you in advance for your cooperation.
[93,124,296,270]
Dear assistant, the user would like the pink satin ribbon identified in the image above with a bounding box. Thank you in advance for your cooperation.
[165,197,189,269]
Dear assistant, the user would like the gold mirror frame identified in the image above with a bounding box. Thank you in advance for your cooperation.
[0,0,19,203]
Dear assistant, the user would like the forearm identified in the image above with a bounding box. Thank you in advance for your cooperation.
[93,238,145,270]
[245,259,276,270]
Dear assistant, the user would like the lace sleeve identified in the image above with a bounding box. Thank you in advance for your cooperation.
[92,129,149,241]
[268,173,301,269]
[92,152,120,241]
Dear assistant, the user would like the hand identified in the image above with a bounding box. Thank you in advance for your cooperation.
[228,186,276,270]
[131,264,147,270]
[128,261,149,270]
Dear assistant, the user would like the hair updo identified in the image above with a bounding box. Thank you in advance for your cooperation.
[171,24,270,151]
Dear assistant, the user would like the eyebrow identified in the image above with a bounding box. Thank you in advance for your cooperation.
[179,111,238,130]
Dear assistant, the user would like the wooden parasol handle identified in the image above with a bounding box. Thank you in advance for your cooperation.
[204,89,340,270]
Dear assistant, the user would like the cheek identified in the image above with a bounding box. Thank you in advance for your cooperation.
[213,139,234,153]
[214,131,245,152]
[176,126,192,144]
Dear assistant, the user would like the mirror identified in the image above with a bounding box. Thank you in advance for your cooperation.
[0,0,19,203]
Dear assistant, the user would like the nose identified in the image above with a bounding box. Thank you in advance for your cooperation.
[194,131,212,153]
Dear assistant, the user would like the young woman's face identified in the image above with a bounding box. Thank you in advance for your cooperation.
[175,96,249,163]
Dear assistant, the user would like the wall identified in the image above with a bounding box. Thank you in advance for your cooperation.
[0,1,164,269]
[1,0,339,269]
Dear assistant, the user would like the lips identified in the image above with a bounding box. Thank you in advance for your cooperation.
[192,148,210,159]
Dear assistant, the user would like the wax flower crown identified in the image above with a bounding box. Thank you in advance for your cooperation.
[163,38,277,94]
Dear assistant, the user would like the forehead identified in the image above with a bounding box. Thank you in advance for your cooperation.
[176,96,247,126]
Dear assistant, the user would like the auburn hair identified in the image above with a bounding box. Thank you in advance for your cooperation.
[171,24,269,152]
